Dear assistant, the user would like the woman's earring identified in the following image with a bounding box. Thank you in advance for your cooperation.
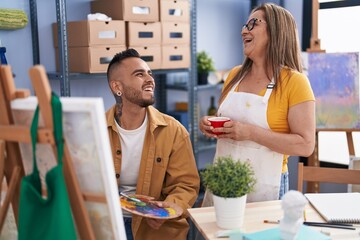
[116,91,122,96]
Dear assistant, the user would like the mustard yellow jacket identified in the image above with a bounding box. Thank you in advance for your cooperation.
[106,105,200,240]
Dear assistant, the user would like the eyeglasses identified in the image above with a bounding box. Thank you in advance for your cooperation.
[242,18,266,31]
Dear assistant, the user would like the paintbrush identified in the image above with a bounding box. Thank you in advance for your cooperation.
[120,192,147,206]
[263,220,356,230]
[120,192,168,210]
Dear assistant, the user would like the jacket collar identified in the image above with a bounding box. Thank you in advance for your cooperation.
[106,104,168,132]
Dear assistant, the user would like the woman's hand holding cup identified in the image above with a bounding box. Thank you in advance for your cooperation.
[207,116,231,135]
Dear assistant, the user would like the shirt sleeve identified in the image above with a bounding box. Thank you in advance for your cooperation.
[287,72,315,107]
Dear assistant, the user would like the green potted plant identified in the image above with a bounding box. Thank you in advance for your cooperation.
[197,51,215,85]
[201,156,256,229]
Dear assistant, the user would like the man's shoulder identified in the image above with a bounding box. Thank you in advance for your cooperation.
[105,104,115,114]
[148,107,189,133]
[148,106,179,124]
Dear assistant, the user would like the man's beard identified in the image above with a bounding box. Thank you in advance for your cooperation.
[122,85,155,107]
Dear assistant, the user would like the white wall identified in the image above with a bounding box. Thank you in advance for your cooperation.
[197,0,249,71]
[0,0,33,92]
[284,0,303,47]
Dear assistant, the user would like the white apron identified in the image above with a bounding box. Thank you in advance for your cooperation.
[202,81,283,206]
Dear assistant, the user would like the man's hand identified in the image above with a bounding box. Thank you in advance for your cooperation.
[145,201,171,229]
[145,218,166,230]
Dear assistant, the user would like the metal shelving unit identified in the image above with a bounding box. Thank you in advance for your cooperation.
[47,68,191,81]
[166,82,223,91]
[29,0,209,164]
[188,0,198,159]
[29,0,40,65]
[54,0,71,97]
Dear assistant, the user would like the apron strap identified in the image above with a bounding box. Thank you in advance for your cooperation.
[52,92,64,165]
[262,83,275,103]
[30,106,40,174]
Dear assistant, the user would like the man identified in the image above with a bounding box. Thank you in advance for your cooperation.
[106,48,200,240]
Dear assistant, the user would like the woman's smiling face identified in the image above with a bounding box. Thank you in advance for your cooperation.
[241,10,268,61]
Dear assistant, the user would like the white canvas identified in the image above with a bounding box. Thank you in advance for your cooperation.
[8,96,126,240]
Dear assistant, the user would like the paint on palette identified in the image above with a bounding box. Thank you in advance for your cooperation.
[120,196,177,218]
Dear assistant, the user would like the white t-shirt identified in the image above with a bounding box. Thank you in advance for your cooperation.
[115,114,147,217]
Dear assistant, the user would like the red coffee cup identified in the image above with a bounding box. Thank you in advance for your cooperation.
[208,117,230,135]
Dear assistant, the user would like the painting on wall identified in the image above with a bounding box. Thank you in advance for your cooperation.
[4,96,126,239]
[302,52,360,129]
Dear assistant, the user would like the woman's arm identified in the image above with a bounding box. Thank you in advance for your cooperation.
[215,100,316,157]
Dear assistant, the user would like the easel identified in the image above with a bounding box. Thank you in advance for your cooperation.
[0,65,96,239]
[306,0,325,53]
[307,128,360,192]
[304,0,325,192]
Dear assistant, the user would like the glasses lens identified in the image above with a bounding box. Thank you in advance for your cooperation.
[248,18,257,31]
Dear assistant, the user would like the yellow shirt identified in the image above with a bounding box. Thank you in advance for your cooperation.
[224,66,315,172]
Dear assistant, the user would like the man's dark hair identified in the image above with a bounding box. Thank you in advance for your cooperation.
[107,48,141,81]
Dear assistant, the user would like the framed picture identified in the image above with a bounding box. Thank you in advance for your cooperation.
[6,96,126,239]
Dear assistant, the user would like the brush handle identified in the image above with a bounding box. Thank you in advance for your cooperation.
[120,192,142,203]
[304,222,356,230]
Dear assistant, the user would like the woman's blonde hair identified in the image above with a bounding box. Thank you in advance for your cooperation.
[219,3,302,104]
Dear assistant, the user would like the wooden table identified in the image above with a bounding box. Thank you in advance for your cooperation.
[188,200,360,240]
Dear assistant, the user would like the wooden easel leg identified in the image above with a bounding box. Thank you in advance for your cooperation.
[0,166,21,233]
[0,65,26,223]
[0,140,5,196]
[0,138,22,234]
[346,132,355,156]
[307,131,319,193]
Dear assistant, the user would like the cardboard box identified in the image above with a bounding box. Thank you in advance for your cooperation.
[91,0,159,22]
[175,102,188,111]
[160,0,189,22]
[161,22,190,45]
[56,46,126,73]
[161,45,190,69]
[130,45,161,70]
[127,22,161,46]
[53,20,126,47]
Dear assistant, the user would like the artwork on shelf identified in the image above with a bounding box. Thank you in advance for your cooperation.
[302,52,360,129]
[9,96,126,240]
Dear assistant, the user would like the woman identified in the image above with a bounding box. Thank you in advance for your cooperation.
[200,3,315,204]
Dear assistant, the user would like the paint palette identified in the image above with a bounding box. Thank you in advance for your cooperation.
[119,194,183,219]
